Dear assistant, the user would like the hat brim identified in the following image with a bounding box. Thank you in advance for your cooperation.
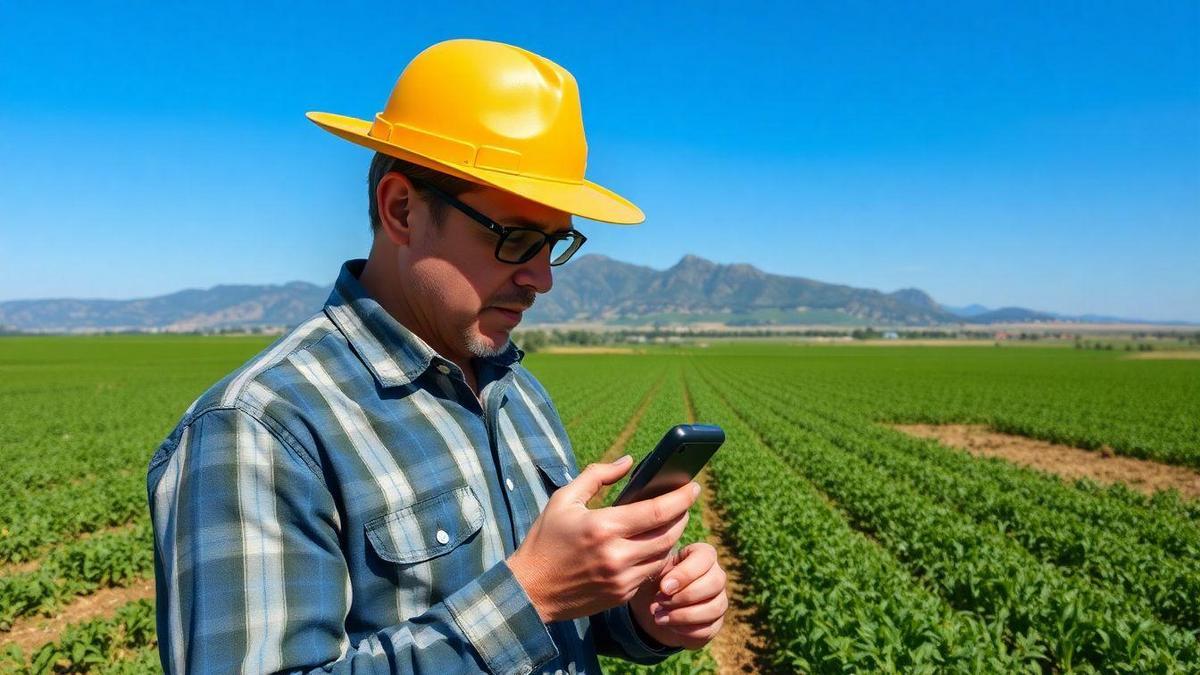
[306,112,644,225]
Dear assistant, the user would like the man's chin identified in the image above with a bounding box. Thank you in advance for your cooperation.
[464,327,511,359]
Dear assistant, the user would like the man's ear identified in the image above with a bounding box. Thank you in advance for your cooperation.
[376,172,416,247]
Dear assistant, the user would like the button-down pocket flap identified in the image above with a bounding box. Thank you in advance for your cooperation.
[533,453,573,489]
[365,486,484,564]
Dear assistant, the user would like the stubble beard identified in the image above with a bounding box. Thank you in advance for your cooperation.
[462,287,534,358]
[463,326,511,359]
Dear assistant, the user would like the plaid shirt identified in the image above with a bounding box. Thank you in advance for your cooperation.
[146,259,680,674]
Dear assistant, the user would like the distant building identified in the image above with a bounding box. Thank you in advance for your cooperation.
[882,331,899,340]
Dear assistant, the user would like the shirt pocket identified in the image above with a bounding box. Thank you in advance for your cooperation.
[526,438,574,495]
[364,485,485,564]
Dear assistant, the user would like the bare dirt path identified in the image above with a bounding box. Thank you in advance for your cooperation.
[540,346,642,355]
[1123,350,1200,360]
[893,424,1200,500]
[683,372,780,674]
[0,558,40,577]
[3,577,155,657]
[587,375,665,509]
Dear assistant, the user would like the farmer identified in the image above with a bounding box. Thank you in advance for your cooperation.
[146,39,727,674]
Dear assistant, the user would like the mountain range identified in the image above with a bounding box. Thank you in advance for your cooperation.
[0,255,1186,332]
[531,255,954,325]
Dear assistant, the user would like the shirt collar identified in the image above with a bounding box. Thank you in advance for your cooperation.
[323,259,524,389]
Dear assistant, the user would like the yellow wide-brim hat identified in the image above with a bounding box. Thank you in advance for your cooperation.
[307,39,644,224]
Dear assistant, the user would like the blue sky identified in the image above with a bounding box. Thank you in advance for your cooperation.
[2,1,1197,321]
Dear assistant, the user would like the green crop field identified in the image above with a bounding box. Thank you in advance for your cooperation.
[1,336,1198,673]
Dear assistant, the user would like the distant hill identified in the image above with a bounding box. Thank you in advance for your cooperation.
[527,255,956,325]
[967,307,1060,323]
[942,303,991,318]
[0,255,1189,332]
[942,303,1181,325]
[0,282,330,332]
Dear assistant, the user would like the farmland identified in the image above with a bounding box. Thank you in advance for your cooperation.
[1,336,1198,672]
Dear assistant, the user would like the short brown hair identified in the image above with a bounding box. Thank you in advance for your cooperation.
[367,153,480,233]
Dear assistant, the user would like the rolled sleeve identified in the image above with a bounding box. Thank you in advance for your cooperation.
[445,560,558,675]
[590,602,683,665]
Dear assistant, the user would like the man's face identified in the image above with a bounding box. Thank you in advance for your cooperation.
[402,179,573,362]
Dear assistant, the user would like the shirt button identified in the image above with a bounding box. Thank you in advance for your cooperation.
[435,364,451,375]
[435,529,449,545]
[505,478,515,491]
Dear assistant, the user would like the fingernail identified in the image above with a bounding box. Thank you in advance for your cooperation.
[691,482,701,497]
[661,578,679,594]
[617,454,632,464]
[654,611,669,625]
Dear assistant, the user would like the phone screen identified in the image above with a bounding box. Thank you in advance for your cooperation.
[612,424,724,506]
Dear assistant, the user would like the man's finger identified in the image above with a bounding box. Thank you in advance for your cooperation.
[626,509,688,544]
[623,554,678,593]
[659,542,717,595]
[658,617,724,644]
[605,480,699,537]
[623,511,689,565]
[654,589,728,626]
[655,564,724,609]
[557,455,633,505]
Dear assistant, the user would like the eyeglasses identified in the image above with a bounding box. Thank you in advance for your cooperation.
[411,179,588,266]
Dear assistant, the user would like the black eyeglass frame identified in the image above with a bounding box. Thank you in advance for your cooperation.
[410,178,588,266]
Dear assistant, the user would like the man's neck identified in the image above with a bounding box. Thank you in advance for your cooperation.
[359,255,479,395]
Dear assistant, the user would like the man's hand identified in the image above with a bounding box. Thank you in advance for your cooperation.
[629,542,728,649]
[507,455,699,623]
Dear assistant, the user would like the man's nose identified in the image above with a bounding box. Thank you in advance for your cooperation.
[512,246,554,294]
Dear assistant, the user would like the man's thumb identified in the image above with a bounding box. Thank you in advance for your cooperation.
[565,454,633,503]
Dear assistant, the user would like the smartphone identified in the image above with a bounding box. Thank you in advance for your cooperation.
[612,424,725,507]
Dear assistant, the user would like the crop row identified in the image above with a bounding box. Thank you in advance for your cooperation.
[533,356,670,465]
[796,387,1198,525]
[718,356,1200,541]
[0,599,157,674]
[541,359,718,674]
[712,346,1200,469]
[716,365,1200,632]
[0,524,153,631]
[692,364,1199,670]
[0,480,145,568]
[0,339,239,567]
[597,369,718,675]
[682,366,1046,672]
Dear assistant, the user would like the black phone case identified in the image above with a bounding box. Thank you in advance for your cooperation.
[612,424,725,506]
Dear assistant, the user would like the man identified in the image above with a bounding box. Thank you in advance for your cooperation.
[147,39,727,674]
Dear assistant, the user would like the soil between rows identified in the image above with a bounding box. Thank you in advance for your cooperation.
[684,376,780,674]
[0,521,141,578]
[4,578,155,657]
[893,423,1200,500]
[587,375,664,508]
[1122,350,1200,360]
